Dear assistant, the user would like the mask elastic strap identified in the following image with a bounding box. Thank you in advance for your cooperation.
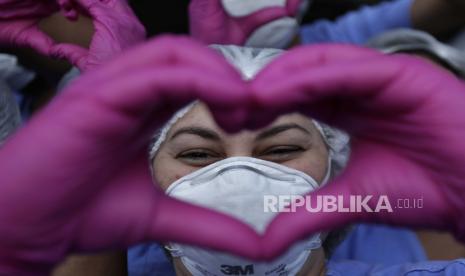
[320,154,332,186]
[301,233,322,251]
[164,244,183,258]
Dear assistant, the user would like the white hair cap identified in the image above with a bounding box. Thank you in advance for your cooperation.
[0,82,20,145]
[210,45,284,80]
[149,45,350,177]
[0,54,33,145]
[368,29,465,78]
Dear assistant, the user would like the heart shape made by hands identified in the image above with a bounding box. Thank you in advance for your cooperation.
[51,0,147,72]
[1,35,465,275]
[0,0,146,72]
[0,0,62,56]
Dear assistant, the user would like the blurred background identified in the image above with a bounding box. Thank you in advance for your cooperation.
[129,0,386,36]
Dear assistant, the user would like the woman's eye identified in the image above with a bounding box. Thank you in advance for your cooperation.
[176,149,221,165]
[261,146,304,156]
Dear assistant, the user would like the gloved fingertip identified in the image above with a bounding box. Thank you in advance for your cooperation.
[63,9,79,21]
[213,108,248,134]
[21,30,55,56]
[50,47,88,71]
[49,45,67,60]
[245,111,280,131]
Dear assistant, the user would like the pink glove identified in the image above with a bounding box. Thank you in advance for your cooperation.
[51,0,146,71]
[0,0,68,55]
[249,45,465,258]
[0,36,260,275]
[189,0,307,48]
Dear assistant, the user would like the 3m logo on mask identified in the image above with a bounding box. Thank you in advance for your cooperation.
[220,264,254,275]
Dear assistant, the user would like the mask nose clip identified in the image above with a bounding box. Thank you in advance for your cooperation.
[191,164,297,186]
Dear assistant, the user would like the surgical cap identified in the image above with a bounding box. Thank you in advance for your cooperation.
[149,45,350,178]
[0,54,33,145]
[367,29,465,78]
[0,84,19,145]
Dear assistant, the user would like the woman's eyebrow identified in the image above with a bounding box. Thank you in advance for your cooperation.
[255,123,311,141]
[169,126,221,141]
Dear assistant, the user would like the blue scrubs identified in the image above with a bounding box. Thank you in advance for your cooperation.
[331,224,427,265]
[327,259,465,275]
[128,243,176,276]
[127,224,465,275]
[300,0,414,45]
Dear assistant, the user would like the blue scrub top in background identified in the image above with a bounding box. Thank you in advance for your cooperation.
[128,243,176,276]
[300,0,413,45]
[331,224,427,265]
[128,224,465,275]
[327,259,465,275]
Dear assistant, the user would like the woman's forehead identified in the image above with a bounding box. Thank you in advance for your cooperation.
[168,102,316,137]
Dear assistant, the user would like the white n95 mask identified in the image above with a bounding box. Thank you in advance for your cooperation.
[165,156,329,276]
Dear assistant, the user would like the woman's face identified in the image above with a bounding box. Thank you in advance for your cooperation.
[153,102,329,190]
[152,102,330,276]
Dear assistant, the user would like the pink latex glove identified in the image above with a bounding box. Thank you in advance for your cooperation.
[189,0,306,48]
[0,36,260,275]
[51,0,146,71]
[0,0,75,55]
[249,45,465,258]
